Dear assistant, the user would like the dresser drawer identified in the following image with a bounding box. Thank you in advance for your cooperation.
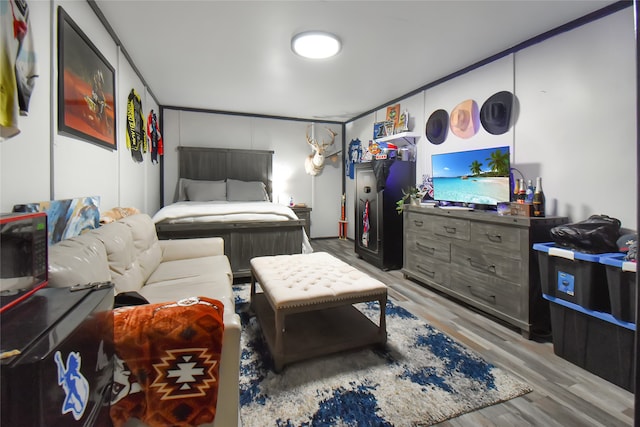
[431,215,470,241]
[450,268,522,319]
[451,244,522,283]
[405,234,450,263]
[471,222,521,254]
[405,256,450,287]
[405,211,431,234]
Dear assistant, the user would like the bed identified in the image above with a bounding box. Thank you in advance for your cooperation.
[153,146,310,278]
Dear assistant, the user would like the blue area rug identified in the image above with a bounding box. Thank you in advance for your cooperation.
[234,284,532,426]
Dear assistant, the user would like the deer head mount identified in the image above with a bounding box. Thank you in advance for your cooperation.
[304,125,338,176]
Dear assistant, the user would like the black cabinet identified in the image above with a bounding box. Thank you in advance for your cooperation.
[355,160,415,270]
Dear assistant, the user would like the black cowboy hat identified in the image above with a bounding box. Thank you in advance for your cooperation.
[425,109,449,145]
[480,91,514,135]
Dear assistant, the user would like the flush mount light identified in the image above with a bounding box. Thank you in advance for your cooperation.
[291,31,341,59]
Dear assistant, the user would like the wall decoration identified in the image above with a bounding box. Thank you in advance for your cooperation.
[383,120,394,137]
[449,99,479,139]
[57,7,116,150]
[346,138,362,179]
[397,110,410,133]
[480,91,515,135]
[425,109,449,145]
[126,88,146,162]
[386,104,400,130]
[373,121,386,139]
[13,196,100,246]
[147,109,163,163]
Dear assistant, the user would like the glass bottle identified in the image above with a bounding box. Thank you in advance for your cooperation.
[525,179,534,203]
[512,178,520,202]
[517,179,526,204]
[532,177,545,217]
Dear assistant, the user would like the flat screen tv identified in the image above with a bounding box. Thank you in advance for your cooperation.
[431,146,511,206]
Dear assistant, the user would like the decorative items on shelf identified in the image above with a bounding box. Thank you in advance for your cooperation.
[384,121,395,137]
[397,110,410,133]
[374,104,412,139]
[386,104,400,128]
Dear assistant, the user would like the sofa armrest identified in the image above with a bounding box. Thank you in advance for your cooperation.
[159,237,225,261]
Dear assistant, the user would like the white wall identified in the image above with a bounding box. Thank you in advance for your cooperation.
[161,109,343,238]
[0,0,160,216]
[345,7,636,239]
[0,0,51,208]
[514,9,635,225]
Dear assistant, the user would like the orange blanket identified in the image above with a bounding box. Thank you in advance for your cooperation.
[110,297,224,427]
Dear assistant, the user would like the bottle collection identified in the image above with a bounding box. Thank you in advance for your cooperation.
[513,176,545,217]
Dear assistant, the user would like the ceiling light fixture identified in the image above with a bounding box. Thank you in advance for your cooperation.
[291,31,341,59]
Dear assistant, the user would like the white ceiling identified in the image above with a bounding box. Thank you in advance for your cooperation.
[94,0,617,123]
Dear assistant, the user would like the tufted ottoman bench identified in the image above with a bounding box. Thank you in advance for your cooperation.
[250,252,388,371]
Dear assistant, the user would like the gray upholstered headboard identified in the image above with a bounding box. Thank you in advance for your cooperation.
[177,146,274,201]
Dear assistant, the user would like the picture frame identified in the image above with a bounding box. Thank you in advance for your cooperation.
[57,6,116,150]
[383,120,395,137]
[386,104,400,129]
[373,121,386,139]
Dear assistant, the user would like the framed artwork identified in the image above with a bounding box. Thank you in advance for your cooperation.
[386,104,400,129]
[373,121,386,139]
[383,120,395,137]
[57,7,116,150]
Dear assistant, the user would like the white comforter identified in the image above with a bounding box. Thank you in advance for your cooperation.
[152,201,298,224]
[152,201,313,253]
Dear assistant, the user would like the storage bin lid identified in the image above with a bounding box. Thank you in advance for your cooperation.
[599,253,637,272]
[532,242,605,262]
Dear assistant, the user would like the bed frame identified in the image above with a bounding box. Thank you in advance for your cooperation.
[155,146,305,278]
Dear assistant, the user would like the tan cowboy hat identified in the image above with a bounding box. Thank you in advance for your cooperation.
[449,99,479,139]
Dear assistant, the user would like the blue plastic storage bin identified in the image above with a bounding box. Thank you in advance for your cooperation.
[599,253,637,323]
[533,242,611,313]
[544,294,634,392]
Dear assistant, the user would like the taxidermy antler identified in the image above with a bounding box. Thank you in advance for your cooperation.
[304,125,338,176]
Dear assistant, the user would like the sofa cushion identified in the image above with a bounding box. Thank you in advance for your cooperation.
[48,232,111,287]
[142,256,233,305]
[117,214,162,283]
[92,221,144,293]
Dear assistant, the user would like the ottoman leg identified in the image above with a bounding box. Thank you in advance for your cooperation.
[379,294,388,344]
[274,310,285,372]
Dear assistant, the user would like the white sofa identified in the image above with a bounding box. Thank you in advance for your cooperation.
[47,213,240,427]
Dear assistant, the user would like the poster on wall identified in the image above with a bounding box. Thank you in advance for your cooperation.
[57,6,116,150]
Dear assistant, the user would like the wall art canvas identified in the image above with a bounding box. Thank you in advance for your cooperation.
[13,196,100,245]
[57,7,116,149]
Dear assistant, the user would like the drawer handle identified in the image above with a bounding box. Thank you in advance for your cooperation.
[413,220,424,227]
[486,233,502,243]
[416,264,435,278]
[467,286,496,304]
[415,241,435,254]
[467,258,497,274]
[443,226,457,234]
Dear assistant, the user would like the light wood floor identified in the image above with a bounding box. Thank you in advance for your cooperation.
[310,238,634,427]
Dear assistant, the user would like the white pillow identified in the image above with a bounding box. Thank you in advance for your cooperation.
[226,179,269,201]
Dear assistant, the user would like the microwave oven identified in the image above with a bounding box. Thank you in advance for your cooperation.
[0,212,48,312]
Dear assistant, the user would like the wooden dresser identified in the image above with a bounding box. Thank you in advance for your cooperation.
[402,205,567,338]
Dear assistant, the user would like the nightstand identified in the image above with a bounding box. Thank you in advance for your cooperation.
[291,206,312,237]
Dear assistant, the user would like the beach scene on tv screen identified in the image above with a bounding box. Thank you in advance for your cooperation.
[432,146,511,205]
